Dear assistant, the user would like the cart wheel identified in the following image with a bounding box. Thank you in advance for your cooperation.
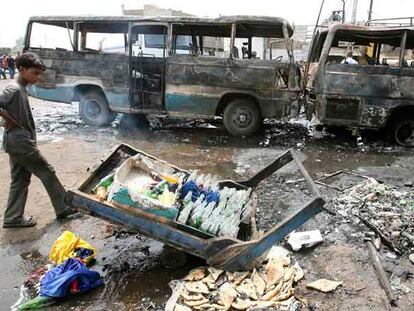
[160,247,187,268]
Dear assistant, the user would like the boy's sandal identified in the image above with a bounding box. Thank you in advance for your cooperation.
[3,216,37,228]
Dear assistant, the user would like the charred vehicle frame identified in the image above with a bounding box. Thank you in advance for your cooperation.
[23,16,301,136]
[306,24,414,147]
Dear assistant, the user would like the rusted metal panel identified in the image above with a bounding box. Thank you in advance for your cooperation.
[26,48,130,109]
[311,25,414,129]
[165,55,297,118]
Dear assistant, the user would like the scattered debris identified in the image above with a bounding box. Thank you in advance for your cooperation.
[259,118,310,148]
[367,241,397,306]
[306,279,343,293]
[404,181,413,188]
[169,248,303,310]
[386,252,398,260]
[185,268,207,281]
[332,178,414,254]
[287,230,323,251]
[285,178,305,185]
[409,254,414,265]
[373,236,381,250]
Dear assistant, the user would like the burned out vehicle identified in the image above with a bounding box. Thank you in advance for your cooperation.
[23,16,301,136]
[306,24,414,146]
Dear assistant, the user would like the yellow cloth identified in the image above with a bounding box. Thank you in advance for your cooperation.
[49,231,97,265]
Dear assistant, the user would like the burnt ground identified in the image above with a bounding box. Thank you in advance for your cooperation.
[0,79,413,310]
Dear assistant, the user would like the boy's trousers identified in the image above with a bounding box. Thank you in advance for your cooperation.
[4,150,67,223]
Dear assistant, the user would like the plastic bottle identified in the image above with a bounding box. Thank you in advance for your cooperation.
[201,201,216,221]
[154,180,169,194]
[99,174,114,189]
[187,170,198,182]
[177,201,194,224]
[183,191,193,204]
[203,174,212,190]
[199,202,216,231]
[189,200,207,227]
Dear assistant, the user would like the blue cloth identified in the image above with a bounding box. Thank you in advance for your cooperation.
[40,258,103,298]
[181,180,220,204]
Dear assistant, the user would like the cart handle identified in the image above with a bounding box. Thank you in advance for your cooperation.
[238,149,321,198]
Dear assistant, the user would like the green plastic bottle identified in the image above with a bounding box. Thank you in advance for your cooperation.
[18,296,56,310]
[99,174,114,189]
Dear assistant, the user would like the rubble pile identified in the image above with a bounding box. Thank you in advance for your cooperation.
[333,178,414,254]
[260,118,310,148]
[169,249,304,310]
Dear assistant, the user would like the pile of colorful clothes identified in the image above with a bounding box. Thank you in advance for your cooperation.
[13,231,103,310]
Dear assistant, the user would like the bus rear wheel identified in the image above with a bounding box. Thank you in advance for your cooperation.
[79,91,116,126]
[223,98,262,136]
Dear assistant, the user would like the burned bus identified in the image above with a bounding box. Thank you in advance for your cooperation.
[23,15,301,136]
[306,24,414,147]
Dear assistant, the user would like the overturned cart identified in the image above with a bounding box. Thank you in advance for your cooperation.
[68,144,325,271]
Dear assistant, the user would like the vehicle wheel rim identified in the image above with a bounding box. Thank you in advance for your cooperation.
[85,100,102,120]
[395,121,414,147]
[231,107,254,129]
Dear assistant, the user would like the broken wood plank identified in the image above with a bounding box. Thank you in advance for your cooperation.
[358,215,400,255]
[366,241,397,307]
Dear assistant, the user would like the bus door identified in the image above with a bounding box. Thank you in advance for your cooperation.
[129,23,168,112]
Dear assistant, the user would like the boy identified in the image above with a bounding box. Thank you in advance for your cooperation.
[0,53,77,228]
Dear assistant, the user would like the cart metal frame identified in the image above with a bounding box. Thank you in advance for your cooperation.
[68,144,325,271]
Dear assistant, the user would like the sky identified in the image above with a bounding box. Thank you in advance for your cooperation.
[0,0,412,47]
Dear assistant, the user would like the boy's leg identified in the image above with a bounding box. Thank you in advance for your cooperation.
[13,151,68,217]
[4,157,32,224]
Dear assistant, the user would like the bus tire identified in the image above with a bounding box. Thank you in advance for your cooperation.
[387,117,414,147]
[79,91,116,126]
[223,98,262,136]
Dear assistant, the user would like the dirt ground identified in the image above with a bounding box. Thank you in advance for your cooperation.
[0,78,413,310]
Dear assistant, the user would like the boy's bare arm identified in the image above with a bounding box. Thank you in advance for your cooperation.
[0,109,18,130]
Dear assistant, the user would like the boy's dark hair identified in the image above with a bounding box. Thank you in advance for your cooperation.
[15,53,46,71]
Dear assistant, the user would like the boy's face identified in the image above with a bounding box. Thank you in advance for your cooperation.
[19,67,44,84]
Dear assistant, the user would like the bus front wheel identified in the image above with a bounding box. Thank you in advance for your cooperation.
[79,91,116,126]
[223,98,262,136]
